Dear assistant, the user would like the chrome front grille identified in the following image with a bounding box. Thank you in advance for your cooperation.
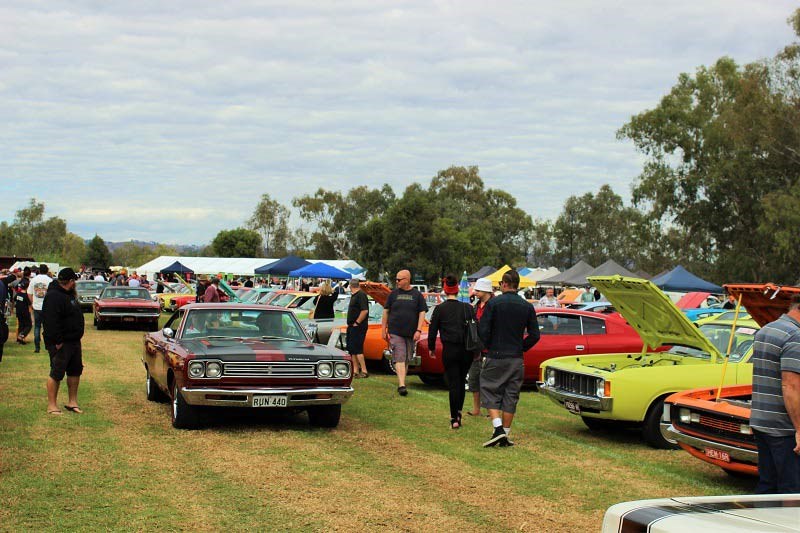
[222,362,317,378]
[553,370,599,398]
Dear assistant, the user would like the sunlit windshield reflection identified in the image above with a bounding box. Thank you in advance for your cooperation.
[181,309,307,341]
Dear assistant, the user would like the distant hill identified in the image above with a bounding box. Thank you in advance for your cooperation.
[101,240,204,254]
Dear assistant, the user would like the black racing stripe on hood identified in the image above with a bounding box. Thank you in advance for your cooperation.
[694,499,800,511]
[618,504,715,533]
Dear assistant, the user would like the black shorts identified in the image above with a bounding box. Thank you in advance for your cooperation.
[48,341,83,380]
[480,357,524,414]
[346,325,368,355]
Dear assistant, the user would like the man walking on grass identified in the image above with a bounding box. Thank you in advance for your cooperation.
[382,269,427,396]
[478,270,539,447]
[43,268,85,416]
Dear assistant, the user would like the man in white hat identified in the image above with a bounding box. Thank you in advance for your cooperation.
[466,277,494,417]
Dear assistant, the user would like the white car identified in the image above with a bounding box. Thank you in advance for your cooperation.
[602,494,800,532]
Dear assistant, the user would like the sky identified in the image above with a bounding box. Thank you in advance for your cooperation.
[0,1,797,245]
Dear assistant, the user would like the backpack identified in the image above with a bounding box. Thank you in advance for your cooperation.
[462,302,480,352]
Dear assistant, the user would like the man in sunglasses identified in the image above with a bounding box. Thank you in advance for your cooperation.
[382,270,428,396]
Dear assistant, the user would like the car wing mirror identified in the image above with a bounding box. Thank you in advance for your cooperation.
[162,327,175,339]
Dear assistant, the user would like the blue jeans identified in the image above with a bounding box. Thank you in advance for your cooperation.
[755,430,800,494]
[33,310,44,351]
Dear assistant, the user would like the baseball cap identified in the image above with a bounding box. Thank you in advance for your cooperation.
[58,267,79,281]
[473,278,493,293]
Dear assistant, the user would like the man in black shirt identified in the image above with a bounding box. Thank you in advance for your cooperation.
[478,269,539,447]
[382,270,427,396]
[346,279,370,378]
[43,268,85,416]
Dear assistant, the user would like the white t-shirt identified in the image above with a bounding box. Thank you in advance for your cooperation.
[94,274,105,281]
[27,274,53,311]
[128,278,141,287]
[538,295,559,308]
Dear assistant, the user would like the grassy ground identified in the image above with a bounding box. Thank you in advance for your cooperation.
[0,313,755,532]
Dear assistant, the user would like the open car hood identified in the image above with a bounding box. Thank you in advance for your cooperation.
[724,283,800,328]
[588,276,722,356]
[359,281,392,307]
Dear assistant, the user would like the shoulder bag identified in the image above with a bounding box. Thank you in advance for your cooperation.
[462,302,479,352]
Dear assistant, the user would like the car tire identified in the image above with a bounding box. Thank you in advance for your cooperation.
[146,369,167,402]
[642,398,679,449]
[171,381,200,430]
[96,319,104,330]
[418,373,443,386]
[307,405,341,428]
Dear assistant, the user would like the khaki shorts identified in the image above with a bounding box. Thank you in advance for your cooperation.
[389,334,415,363]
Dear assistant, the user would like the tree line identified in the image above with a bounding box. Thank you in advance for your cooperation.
[3,9,800,285]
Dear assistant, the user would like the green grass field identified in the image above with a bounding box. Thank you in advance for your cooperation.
[0,313,754,532]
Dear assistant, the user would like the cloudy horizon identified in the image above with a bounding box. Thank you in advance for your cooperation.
[1,1,796,245]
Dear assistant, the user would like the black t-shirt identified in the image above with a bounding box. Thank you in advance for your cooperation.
[312,293,338,320]
[347,290,369,326]
[385,288,428,337]
[14,278,30,309]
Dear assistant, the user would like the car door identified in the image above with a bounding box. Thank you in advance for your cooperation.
[153,309,185,388]
[579,315,614,354]
[525,313,586,381]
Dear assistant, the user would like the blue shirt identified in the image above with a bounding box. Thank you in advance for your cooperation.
[750,313,800,436]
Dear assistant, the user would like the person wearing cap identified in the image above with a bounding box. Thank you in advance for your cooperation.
[203,277,221,303]
[42,268,85,415]
[479,269,539,447]
[466,277,494,417]
[28,264,53,354]
[428,274,475,429]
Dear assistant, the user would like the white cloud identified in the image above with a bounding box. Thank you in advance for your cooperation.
[0,0,797,244]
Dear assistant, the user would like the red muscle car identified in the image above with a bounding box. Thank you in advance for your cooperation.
[142,303,354,429]
[661,282,800,477]
[94,286,161,331]
[415,308,649,385]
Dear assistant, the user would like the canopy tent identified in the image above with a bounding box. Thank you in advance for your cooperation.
[524,267,561,282]
[485,265,536,288]
[634,269,652,280]
[650,265,723,293]
[255,255,311,275]
[289,262,352,280]
[134,256,364,280]
[159,261,193,274]
[517,267,533,276]
[467,265,496,281]
[585,259,637,281]
[539,260,595,286]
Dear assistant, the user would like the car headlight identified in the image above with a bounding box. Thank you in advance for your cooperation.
[317,362,333,378]
[596,379,605,398]
[188,361,205,378]
[679,408,693,423]
[334,362,350,378]
[740,424,753,435]
[546,368,555,387]
[206,362,222,378]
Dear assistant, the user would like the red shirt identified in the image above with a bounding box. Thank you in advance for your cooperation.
[203,284,220,303]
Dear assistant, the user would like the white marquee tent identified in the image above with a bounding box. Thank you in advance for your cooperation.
[134,256,364,279]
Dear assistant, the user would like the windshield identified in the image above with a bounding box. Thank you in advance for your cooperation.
[77,282,107,291]
[181,309,307,341]
[240,290,261,303]
[270,293,300,307]
[698,323,756,362]
[102,287,151,300]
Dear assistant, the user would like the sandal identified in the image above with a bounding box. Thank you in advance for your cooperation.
[63,405,84,414]
[450,418,461,429]
[466,411,481,417]
[48,409,62,415]
[360,372,369,378]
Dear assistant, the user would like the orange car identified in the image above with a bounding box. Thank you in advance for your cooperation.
[662,283,800,477]
[328,282,431,369]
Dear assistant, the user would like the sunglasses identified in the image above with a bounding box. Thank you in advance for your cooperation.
[395,278,407,282]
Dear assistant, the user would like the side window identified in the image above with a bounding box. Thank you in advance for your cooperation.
[164,309,185,332]
[538,314,582,335]
[581,316,607,335]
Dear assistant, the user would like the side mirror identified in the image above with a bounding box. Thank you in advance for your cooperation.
[162,327,175,339]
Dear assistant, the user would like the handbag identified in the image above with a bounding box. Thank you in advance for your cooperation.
[308,295,320,320]
[462,302,479,352]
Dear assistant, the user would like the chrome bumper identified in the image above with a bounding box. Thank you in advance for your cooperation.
[180,386,354,407]
[660,423,759,463]
[537,382,613,411]
[97,312,160,319]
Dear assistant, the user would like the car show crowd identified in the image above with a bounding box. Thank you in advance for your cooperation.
[1,257,799,496]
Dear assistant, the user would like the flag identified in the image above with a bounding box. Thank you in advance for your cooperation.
[458,271,470,303]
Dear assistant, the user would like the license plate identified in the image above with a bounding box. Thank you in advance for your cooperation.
[564,400,581,414]
[123,317,135,322]
[705,448,730,462]
[252,395,288,408]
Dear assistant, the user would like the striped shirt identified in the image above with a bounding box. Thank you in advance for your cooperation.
[750,313,800,436]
